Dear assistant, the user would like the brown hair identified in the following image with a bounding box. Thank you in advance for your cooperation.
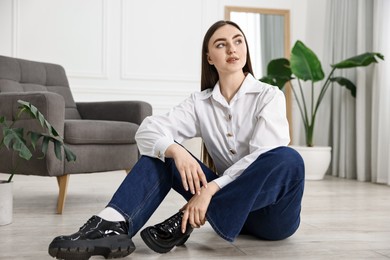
[200,20,254,170]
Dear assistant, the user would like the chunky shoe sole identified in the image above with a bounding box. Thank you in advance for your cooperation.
[140,228,190,254]
[48,234,135,260]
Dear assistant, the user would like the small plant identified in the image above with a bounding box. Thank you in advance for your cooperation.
[260,40,384,146]
[0,100,76,182]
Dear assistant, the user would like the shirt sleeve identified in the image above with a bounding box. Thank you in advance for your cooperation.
[213,89,290,189]
[135,94,199,161]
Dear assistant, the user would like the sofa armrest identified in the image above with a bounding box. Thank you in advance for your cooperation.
[76,101,152,125]
[0,92,66,176]
[0,92,65,134]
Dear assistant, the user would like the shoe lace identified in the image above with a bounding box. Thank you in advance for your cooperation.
[79,216,98,231]
[156,212,182,234]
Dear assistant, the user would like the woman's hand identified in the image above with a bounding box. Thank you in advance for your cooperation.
[181,182,220,233]
[165,143,208,195]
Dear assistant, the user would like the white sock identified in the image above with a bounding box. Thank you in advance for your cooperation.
[97,207,126,222]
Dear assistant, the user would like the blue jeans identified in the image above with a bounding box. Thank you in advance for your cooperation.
[107,146,304,242]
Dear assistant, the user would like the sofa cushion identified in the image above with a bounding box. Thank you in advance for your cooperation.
[64,120,138,144]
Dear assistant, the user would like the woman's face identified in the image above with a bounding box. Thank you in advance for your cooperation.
[207,24,247,76]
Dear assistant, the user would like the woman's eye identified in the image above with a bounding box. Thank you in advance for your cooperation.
[235,39,243,45]
[216,43,225,48]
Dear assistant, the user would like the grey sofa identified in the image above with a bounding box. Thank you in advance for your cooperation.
[0,55,152,213]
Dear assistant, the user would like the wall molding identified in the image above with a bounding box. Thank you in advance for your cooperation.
[12,0,108,79]
[71,85,196,97]
[119,0,200,83]
[68,0,108,79]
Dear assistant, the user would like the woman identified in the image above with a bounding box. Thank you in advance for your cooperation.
[48,20,304,260]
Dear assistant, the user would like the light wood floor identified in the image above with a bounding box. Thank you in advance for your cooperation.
[0,172,389,260]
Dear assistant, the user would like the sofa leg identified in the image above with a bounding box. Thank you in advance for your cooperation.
[56,175,69,214]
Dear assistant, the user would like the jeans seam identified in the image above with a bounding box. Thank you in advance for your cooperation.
[129,173,167,233]
[106,203,129,220]
[107,172,167,237]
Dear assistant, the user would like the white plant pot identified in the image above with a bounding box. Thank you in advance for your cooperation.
[290,146,332,180]
[0,181,13,226]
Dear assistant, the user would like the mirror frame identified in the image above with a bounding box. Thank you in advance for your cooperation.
[225,6,293,140]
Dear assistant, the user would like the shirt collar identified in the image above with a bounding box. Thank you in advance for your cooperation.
[217,73,263,104]
[197,73,263,102]
[236,73,263,95]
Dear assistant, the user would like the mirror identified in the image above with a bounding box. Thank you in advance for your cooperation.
[225,7,290,77]
[225,6,293,139]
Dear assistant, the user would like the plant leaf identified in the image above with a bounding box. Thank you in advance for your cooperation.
[17,100,63,138]
[3,127,32,160]
[331,52,385,69]
[17,100,46,128]
[17,100,30,107]
[2,100,76,171]
[290,40,324,82]
[330,77,356,97]
[18,101,36,120]
[63,145,77,162]
[53,139,63,160]
[30,104,39,117]
[259,58,292,89]
[17,100,73,160]
[40,136,50,158]
[37,112,45,128]
[51,126,60,137]
[43,120,53,135]
[29,132,42,150]
[260,76,280,88]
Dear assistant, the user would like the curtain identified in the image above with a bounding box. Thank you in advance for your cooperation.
[322,0,390,185]
[371,0,390,185]
[259,15,284,77]
[322,0,360,179]
[355,1,374,182]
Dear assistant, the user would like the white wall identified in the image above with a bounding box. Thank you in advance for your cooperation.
[0,0,317,114]
[1,0,329,147]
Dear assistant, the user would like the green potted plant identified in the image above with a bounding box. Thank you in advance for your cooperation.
[260,40,384,179]
[0,100,76,225]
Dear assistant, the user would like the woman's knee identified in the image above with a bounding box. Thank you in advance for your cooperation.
[273,146,304,179]
[275,146,303,163]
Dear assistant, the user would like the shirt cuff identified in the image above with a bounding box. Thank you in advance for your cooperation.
[153,137,175,162]
[213,175,234,189]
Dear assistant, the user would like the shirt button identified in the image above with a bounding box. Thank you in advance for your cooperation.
[227,114,232,121]
[229,149,236,155]
[226,132,233,137]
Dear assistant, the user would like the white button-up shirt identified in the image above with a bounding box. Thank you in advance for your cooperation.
[135,74,290,188]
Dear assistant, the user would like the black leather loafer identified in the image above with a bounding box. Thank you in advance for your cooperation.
[48,215,135,260]
[141,211,193,253]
